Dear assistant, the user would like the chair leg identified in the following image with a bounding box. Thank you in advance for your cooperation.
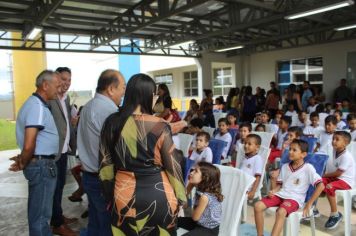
[343,191,352,236]
[288,213,301,236]
[242,198,247,222]
[310,213,316,236]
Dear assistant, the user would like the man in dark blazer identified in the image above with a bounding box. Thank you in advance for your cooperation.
[48,67,77,236]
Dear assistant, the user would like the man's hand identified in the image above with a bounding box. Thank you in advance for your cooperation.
[9,155,23,172]
[247,191,255,200]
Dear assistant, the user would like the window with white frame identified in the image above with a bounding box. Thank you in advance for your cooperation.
[154,74,173,91]
[183,71,198,97]
[277,57,323,93]
[213,67,233,96]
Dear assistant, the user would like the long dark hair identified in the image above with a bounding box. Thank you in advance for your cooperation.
[196,162,224,202]
[101,73,156,150]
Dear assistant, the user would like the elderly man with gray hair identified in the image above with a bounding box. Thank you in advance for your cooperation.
[9,70,60,236]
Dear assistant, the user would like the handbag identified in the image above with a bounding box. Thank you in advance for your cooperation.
[169,109,181,123]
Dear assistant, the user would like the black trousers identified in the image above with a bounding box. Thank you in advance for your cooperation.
[178,217,219,236]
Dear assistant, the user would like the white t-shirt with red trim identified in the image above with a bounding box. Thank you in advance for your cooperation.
[276,163,322,208]
[240,153,263,178]
[189,147,213,163]
[326,150,355,188]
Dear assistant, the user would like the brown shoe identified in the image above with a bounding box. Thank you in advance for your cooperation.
[63,215,78,225]
[52,224,78,236]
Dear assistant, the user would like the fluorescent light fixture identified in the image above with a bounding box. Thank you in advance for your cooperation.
[335,24,356,31]
[26,27,42,40]
[285,0,354,20]
[215,45,244,52]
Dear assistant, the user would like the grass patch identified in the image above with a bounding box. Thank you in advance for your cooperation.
[0,119,17,151]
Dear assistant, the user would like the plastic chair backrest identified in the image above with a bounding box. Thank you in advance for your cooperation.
[178,111,186,119]
[214,165,255,236]
[227,128,239,155]
[202,126,216,138]
[213,112,227,128]
[256,146,271,194]
[209,138,227,164]
[252,131,274,148]
[176,133,194,157]
[301,136,318,153]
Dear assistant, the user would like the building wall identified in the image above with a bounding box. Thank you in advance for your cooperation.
[0,100,14,119]
[247,39,356,101]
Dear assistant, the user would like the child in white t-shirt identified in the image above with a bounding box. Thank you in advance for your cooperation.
[347,113,356,141]
[334,110,346,130]
[303,111,324,137]
[189,131,213,163]
[232,122,252,167]
[316,115,337,153]
[240,134,264,200]
[307,96,318,114]
[254,139,324,236]
[322,131,355,229]
[214,118,232,159]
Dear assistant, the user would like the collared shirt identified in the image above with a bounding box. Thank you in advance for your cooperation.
[326,150,355,188]
[59,94,70,153]
[190,147,213,163]
[16,93,59,155]
[276,163,322,208]
[77,93,118,172]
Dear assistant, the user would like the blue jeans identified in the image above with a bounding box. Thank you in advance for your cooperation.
[23,159,57,236]
[82,172,112,236]
[51,153,68,227]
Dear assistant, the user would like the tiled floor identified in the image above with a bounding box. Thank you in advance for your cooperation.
[0,149,355,236]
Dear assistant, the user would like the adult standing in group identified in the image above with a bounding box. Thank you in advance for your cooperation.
[77,69,126,236]
[284,84,302,112]
[301,80,313,111]
[99,73,187,236]
[200,89,215,127]
[153,83,173,119]
[48,67,78,236]
[9,70,60,236]
[226,87,240,115]
[334,78,353,103]
[267,82,281,102]
[241,85,257,122]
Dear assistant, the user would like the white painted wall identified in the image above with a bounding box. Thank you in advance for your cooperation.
[247,39,356,101]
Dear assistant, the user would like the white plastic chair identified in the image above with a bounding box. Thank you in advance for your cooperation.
[177,165,255,236]
[251,131,274,148]
[175,133,194,157]
[202,126,216,137]
[335,141,356,236]
[241,146,271,222]
[213,112,227,128]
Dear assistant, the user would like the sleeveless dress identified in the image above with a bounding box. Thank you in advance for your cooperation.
[99,114,187,236]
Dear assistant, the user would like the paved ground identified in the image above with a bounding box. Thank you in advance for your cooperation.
[0,149,355,236]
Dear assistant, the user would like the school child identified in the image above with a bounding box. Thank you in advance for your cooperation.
[240,134,264,200]
[347,113,356,141]
[316,115,337,154]
[227,112,239,129]
[303,112,324,137]
[178,162,223,236]
[189,132,213,163]
[334,110,346,130]
[214,118,232,160]
[254,139,325,236]
[322,131,355,229]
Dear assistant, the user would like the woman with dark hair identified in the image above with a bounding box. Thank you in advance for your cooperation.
[200,89,215,127]
[99,74,187,236]
[241,86,257,122]
[153,83,173,119]
[284,84,302,112]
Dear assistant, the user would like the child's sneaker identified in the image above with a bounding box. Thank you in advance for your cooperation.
[324,212,343,229]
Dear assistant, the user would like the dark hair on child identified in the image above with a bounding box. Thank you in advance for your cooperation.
[240,122,252,131]
[218,117,228,125]
[347,113,356,122]
[290,139,309,153]
[334,131,351,144]
[288,126,303,138]
[255,124,266,132]
[324,115,337,125]
[261,110,270,117]
[190,118,204,129]
[315,104,325,113]
[280,115,292,125]
[196,162,224,202]
[298,110,306,115]
[334,110,343,117]
[227,112,238,125]
[196,131,210,142]
[246,133,262,145]
[310,111,319,119]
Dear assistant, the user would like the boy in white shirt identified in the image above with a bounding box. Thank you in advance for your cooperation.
[260,110,278,134]
[322,131,355,229]
[214,118,232,160]
[334,110,347,130]
[254,139,325,236]
[189,131,213,163]
[347,113,356,141]
[303,112,324,137]
[295,111,308,128]
[316,115,337,153]
[232,122,252,167]
[240,134,264,200]
[285,103,297,117]
[307,96,318,114]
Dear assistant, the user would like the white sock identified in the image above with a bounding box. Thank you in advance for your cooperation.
[330,212,338,217]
